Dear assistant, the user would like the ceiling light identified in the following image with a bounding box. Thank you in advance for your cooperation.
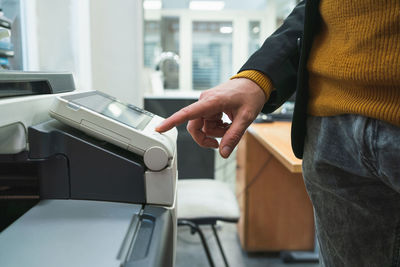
[143,0,162,10]
[219,26,233,34]
[252,26,260,34]
[189,1,225,11]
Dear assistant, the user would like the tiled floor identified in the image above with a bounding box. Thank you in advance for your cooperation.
[176,222,320,267]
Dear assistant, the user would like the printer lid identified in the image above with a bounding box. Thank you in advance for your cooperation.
[0,71,76,153]
[0,71,75,98]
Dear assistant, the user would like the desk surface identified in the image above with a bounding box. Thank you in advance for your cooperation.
[248,122,302,173]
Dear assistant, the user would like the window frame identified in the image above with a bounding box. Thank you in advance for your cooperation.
[144,7,276,93]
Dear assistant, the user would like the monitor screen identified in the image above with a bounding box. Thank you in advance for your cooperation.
[67,92,153,130]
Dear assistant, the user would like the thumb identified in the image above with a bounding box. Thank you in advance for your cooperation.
[219,111,252,158]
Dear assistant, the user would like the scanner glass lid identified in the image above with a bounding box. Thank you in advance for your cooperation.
[67,91,153,130]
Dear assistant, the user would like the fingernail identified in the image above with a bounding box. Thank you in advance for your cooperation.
[155,123,163,132]
[221,146,232,158]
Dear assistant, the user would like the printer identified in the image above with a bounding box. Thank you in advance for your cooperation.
[0,71,177,267]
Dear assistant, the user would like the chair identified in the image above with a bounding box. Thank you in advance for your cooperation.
[177,179,240,267]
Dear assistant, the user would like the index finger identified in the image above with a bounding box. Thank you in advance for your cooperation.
[155,100,220,133]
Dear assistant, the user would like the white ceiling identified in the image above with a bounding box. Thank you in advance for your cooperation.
[160,0,297,17]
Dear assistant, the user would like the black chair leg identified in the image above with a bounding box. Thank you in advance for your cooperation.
[178,219,215,267]
[211,224,229,267]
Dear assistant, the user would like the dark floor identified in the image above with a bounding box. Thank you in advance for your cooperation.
[176,222,320,267]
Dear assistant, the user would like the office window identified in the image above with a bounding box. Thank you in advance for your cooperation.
[192,21,232,90]
[276,0,297,26]
[144,17,179,89]
[142,0,290,93]
[248,21,261,56]
[144,21,161,68]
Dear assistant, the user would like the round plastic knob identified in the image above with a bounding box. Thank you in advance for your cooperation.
[144,146,169,171]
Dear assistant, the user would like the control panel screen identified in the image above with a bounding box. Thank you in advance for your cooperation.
[69,92,153,130]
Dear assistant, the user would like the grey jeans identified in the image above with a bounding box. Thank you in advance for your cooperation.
[302,115,400,267]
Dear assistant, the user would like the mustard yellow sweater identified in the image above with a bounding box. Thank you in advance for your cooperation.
[233,0,400,127]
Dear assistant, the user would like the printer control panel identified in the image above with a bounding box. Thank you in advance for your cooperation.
[50,91,177,171]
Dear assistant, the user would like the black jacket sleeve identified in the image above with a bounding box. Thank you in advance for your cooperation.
[239,1,305,114]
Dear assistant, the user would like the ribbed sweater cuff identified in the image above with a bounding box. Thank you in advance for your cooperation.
[230,70,274,100]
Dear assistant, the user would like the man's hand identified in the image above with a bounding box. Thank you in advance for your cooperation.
[156,78,267,158]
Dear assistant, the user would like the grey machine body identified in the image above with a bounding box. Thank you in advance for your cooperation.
[0,71,177,267]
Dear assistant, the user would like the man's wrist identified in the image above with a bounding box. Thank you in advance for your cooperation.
[231,70,274,100]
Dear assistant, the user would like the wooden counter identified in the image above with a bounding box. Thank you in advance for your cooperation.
[248,123,302,173]
[236,122,314,252]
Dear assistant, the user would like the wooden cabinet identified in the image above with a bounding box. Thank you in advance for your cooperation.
[236,122,314,252]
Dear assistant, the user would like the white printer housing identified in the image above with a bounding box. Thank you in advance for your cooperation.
[0,72,177,267]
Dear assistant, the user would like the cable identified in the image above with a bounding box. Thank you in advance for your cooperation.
[235,154,273,199]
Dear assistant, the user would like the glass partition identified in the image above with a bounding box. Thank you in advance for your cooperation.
[192,21,232,90]
[248,21,261,56]
[143,0,298,93]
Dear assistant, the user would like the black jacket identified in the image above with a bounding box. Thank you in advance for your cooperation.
[239,0,321,159]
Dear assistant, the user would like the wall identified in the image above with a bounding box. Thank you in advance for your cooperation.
[89,0,144,107]
[35,0,74,70]
[21,0,144,105]
[21,0,92,91]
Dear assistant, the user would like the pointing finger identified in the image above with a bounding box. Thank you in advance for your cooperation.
[156,100,221,133]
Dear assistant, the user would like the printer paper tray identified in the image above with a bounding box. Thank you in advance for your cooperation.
[0,199,174,267]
